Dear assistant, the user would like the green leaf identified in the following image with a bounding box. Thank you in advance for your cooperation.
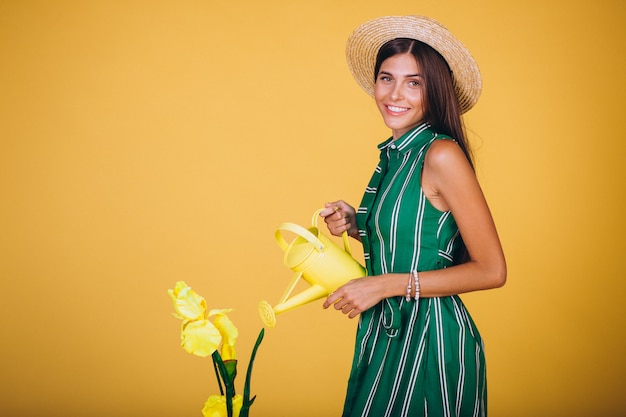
[240,328,264,417]
[212,351,236,417]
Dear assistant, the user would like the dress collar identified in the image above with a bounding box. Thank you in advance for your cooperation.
[377,123,434,155]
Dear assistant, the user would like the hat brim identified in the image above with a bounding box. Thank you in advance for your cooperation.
[345,15,481,114]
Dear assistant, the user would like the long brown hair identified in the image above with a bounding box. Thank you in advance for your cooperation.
[374,38,474,169]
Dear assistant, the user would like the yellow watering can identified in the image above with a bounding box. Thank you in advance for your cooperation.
[258,209,366,327]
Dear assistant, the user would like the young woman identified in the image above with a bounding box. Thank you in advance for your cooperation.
[320,16,506,417]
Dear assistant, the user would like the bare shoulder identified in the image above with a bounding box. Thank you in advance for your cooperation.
[422,139,476,211]
[424,139,471,174]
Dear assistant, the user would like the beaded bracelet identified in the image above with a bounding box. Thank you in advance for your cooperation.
[412,270,420,300]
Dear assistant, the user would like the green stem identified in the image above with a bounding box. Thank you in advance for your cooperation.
[212,351,235,417]
[211,356,224,396]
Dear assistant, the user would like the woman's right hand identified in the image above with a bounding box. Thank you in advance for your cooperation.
[319,201,359,241]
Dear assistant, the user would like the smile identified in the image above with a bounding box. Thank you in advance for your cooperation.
[386,105,410,113]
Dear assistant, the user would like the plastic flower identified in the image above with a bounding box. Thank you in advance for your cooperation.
[169,281,238,358]
[178,311,237,358]
[202,394,243,417]
[181,319,222,357]
[212,310,238,360]
[169,281,206,321]
[168,281,264,417]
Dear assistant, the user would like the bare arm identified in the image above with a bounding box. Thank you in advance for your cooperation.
[418,139,507,296]
[324,140,506,318]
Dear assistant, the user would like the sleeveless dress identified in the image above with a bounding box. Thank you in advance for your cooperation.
[342,123,487,417]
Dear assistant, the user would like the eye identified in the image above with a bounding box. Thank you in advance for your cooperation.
[408,79,421,87]
[377,74,393,83]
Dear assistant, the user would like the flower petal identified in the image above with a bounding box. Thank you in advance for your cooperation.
[181,319,221,357]
[208,308,233,316]
[233,394,243,417]
[169,281,206,321]
[202,394,242,417]
[202,395,226,417]
[213,313,239,360]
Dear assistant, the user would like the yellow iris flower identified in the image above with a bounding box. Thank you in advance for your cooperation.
[202,394,243,417]
[169,281,239,359]
[168,281,263,417]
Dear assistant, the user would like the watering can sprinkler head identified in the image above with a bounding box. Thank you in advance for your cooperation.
[258,300,277,328]
[259,209,366,328]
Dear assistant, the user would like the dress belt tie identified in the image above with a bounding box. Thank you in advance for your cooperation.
[382,298,402,338]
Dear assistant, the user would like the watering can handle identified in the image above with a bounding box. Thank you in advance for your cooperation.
[275,222,325,252]
[312,208,354,257]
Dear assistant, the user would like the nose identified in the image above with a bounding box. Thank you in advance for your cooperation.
[391,83,403,101]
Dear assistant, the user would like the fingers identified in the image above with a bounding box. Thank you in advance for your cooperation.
[323,276,384,319]
[323,284,362,319]
[325,296,360,319]
[323,286,339,307]
[320,201,343,218]
[322,200,355,216]
[326,200,355,216]
[329,217,352,235]
[320,201,355,237]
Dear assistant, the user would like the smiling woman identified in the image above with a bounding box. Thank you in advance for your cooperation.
[319,15,506,417]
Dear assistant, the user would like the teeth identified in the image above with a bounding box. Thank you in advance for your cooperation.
[388,105,408,112]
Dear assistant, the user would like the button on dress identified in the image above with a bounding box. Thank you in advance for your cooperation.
[343,123,487,417]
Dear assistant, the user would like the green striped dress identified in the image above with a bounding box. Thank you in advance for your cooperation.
[343,123,487,417]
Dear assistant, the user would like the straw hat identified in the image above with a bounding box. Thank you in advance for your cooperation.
[345,15,481,114]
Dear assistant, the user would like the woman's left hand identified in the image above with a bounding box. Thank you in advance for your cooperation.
[323,276,387,319]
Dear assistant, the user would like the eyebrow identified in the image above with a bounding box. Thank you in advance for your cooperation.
[379,70,423,78]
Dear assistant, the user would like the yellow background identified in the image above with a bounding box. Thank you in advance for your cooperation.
[1,0,624,416]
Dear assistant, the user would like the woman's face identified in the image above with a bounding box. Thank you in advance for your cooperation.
[374,53,425,140]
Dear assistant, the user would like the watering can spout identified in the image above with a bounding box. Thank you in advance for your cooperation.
[259,283,327,328]
[259,209,366,327]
